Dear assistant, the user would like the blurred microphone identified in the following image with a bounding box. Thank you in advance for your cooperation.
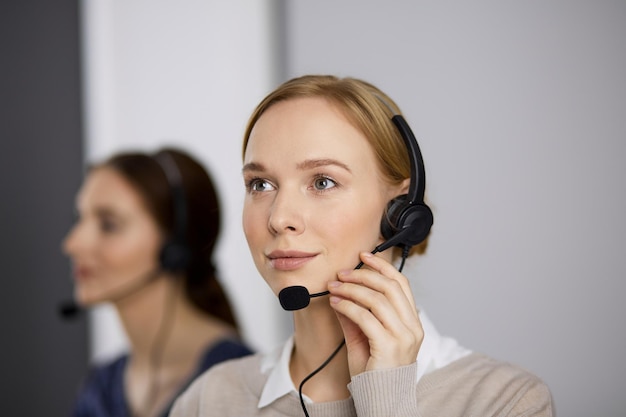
[58,299,82,320]
[57,268,162,321]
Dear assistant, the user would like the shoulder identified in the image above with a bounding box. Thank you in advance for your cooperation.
[442,353,549,387]
[70,355,129,416]
[170,353,266,417]
[206,338,255,359]
[193,352,265,393]
[420,353,554,416]
[82,354,128,388]
[197,338,254,372]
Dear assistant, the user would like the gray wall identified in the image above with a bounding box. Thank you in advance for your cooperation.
[283,1,626,416]
[0,1,88,414]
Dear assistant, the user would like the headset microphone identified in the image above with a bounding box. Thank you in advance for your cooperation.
[278,286,330,311]
[58,299,82,319]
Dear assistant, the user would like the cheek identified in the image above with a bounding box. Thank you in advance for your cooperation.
[77,236,160,303]
[102,231,161,272]
[321,205,383,254]
[242,202,265,247]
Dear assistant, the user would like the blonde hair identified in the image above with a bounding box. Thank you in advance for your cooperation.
[242,75,429,256]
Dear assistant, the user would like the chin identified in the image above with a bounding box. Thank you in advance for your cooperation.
[75,289,105,307]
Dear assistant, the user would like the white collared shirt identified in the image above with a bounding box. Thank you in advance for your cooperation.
[257,309,472,408]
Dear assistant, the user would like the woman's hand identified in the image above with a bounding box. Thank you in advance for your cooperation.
[328,251,423,377]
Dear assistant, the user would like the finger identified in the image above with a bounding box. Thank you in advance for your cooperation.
[329,292,388,342]
[330,295,420,368]
[357,252,418,313]
[329,279,421,341]
[337,256,419,323]
[339,268,417,321]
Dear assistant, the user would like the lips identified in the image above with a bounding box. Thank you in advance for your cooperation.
[267,250,317,271]
[72,264,94,281]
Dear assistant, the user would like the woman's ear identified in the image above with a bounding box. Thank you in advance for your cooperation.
[386,178,411,203]
[399,178,411,195]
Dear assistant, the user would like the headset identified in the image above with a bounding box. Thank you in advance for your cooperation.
[378,112,434,254]
[153,151,192,273]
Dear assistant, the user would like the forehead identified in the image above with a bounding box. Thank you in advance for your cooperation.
[245,97,378,170]
[77,167,147,214]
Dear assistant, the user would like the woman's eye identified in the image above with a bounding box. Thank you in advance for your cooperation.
[99,217,120,233]
[313,176,337,191]
[100,220,118,233]
[248,178,275,192]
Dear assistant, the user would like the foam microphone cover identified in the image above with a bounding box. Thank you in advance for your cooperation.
[58,300,82,320]
[278,286,311,311]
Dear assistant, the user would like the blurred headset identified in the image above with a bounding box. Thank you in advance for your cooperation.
[153,151,192,273]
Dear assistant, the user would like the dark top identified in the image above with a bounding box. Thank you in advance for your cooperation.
[69,338,253,417]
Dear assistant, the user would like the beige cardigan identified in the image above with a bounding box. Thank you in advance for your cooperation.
[169,351,553,416]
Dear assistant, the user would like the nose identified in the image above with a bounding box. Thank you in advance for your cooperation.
[267,189,305,236]
[62,220,89,257]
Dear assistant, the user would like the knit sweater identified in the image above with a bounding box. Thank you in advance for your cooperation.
[169,351,554,417]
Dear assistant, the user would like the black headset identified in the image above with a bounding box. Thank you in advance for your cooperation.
[153,151,192,273]
[378,113,434,253]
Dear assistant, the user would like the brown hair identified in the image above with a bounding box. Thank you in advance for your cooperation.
[99,148,240,329]
[242,75,429,256]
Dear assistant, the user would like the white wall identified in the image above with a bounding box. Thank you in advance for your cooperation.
[80,0,290,361]
[284,1,626,416]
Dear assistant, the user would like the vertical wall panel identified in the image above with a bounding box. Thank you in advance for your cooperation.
[0,0,88,414]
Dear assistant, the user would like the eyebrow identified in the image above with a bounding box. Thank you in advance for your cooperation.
[242,159,351,174]
[242,162,265,174]
[297,158,351,172]
[94,207,119,217]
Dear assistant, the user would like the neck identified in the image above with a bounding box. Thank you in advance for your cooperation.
[115,275,175,359]
[115,275,235,366]
[117,275,237,417]
[290,298,350,402]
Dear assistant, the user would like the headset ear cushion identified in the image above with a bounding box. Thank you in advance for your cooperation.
[399,203,433,247]
[381,195,408,241]
[159,240,191,273]
[380,195,434,248]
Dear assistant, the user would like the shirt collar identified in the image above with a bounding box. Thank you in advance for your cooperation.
[258,335,298,408]
[257,309,471,409]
